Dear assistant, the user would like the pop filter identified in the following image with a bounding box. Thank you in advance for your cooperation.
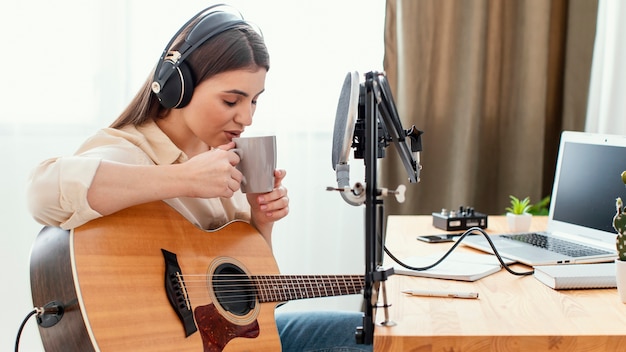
[332,71,360,170]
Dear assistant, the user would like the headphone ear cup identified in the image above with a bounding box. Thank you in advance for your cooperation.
[155,60,195,109]
[175,62,195,108]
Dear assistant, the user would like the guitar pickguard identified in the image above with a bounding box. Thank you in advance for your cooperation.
[194,303,259,352]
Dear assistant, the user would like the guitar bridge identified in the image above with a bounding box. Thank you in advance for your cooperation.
[162,249,197,337]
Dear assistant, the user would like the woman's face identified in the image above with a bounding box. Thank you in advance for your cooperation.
[178,68,267,148]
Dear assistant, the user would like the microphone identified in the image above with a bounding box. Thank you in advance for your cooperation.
[329,71,418,206]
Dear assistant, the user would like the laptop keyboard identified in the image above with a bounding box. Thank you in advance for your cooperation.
[502,233,613,257]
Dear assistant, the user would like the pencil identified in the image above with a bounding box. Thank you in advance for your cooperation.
[402,289,479,299]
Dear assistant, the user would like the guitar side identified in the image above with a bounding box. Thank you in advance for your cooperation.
[30,226,96,352]
[30,201,282,352]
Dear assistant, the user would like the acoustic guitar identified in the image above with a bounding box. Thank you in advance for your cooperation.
[30,201,365,351]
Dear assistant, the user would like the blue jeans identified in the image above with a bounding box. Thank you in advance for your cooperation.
[275,310,373,352]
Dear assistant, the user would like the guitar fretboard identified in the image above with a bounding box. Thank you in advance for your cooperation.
[253,275,364,302]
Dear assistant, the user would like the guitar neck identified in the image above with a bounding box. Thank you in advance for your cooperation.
[254,274,364,302]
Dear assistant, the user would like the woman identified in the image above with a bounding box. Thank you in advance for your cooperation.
[27,5,371,352]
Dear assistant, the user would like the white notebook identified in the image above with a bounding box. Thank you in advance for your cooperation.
[533,263,616,290]
[394,252,514,282]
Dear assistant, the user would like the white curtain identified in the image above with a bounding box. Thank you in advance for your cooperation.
[1,1,384,350]
[586,0,626,134]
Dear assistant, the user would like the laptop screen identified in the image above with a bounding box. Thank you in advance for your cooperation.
[550,132,626,239]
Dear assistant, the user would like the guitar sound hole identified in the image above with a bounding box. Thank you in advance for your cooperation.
[213,263,256,316]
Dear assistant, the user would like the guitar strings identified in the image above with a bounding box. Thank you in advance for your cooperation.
[178,274,364,286]
[171,273,364,305]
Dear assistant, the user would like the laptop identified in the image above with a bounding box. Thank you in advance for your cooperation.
[460,131,625,266]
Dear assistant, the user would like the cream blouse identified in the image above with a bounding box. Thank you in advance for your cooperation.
[27,120,250,230]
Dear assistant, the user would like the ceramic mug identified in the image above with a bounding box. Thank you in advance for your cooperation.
[232,136,277,193]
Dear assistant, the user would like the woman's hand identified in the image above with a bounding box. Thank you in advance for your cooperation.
[247,169,289,245]
[182,142,243,198]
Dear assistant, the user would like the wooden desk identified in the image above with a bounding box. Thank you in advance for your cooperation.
[374,215,626,352]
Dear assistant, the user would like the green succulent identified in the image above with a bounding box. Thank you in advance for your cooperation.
[613,197,626,261]
[613,170,626,261]
[505,195,531,215]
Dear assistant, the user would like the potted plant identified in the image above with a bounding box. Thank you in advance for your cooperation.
[505,195,532,232]
[612,171,626,302]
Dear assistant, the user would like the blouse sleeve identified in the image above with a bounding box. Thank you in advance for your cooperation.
[26,128,156,229]
[27,156,103,229]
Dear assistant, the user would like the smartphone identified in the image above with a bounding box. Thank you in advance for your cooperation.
[417,233,467,243]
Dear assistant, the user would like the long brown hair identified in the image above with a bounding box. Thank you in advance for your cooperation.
[110,22,269,129]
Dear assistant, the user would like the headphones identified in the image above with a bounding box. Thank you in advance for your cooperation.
[151,4,248,109]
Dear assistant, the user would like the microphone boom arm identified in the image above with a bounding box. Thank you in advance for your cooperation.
[372,73,422,183]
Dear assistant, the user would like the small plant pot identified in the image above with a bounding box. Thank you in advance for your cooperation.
[506,213,532,233]
[615,259,626,303]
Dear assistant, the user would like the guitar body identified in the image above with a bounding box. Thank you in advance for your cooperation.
[30,201,282,352]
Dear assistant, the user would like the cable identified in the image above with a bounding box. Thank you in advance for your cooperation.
[15,308,39,352]
[385,227,534,276]
[15,302,65,352]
